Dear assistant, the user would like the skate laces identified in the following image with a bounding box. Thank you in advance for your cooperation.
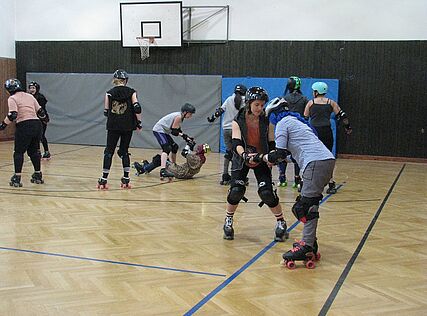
[290,240,306,252]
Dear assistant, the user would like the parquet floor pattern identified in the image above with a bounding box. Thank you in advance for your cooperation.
[0,142,425,315]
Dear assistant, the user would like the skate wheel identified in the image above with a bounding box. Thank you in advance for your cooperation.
[286,260,296,269]
[314,253,321,261]
[305,260,315,269]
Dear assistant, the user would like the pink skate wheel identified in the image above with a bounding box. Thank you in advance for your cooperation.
[305,260,315,269]
[315,253,321,261]
[286,261,296,269]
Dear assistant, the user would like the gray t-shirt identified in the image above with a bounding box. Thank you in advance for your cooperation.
[275,115,335,172]
[221,94,242,130]
[153,111,181,134]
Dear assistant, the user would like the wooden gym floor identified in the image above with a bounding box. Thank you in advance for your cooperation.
[0,142,426,315]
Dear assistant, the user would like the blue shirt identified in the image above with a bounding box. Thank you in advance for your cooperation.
[275,115,335,172]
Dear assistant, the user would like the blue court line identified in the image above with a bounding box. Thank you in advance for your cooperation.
[0,246,226,278]
[184,184,344,316]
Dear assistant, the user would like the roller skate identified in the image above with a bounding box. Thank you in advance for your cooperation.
[223,216,234,240]
[296,179,303,193]
[120,177,131,189]
[326,181,337,194]
[9,174,23,187]
[220,173,231,185]
[133,161,146,176]
[292,176,301,189]
[282,240,318,269]
[41,151,51,160]
[97,177,109,190]
[160,168,174,182]
[278,174,287,187]
[274,220,289,242]
[30,172,44,184]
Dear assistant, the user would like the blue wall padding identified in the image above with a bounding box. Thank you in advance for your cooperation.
[220,77,339,155]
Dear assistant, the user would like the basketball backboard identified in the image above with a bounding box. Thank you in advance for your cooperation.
[120,1,182,47]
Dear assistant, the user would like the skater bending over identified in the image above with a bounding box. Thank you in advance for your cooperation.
[304,81,352,194]
[97,69,142,189]
[263,104,335,268]
[1,79,47,187]
[28,81,51,160]
[135,143,210,179]
[152,103,196,180]
[222,86,288,242]
[207,84,247,185]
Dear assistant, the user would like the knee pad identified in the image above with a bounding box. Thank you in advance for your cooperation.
[104,148,114,159]
[291,195,322,223]
[117,149,130,159]
[152,154,161,167]
[227,180,246,205]
[161,143,172,154]
[224,150,233,160]
[27,148,40,157]
[171,143,179,154]
[257,182,279,208]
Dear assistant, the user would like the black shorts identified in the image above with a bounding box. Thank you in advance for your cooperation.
[314,126,333,151]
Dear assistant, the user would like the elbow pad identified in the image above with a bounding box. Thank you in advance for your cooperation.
[267,148,290,164]
[232,138,244,154]
[337,110,348,121]
[37,108,47,120]
[7,111,17,121]
[214,108,225,117]
[133,102,142,114]
[171,127,182,136]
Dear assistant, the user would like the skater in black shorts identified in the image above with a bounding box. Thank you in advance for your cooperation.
[304,81,352,194]
[1,79,47,187]
[222,86,289,242]
[97,69,142,189]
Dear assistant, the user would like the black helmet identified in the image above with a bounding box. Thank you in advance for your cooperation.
[245,86,269,104]
[181,103,196,114]
[28,81,40,92]
[5,78,23,94]
[234,84,247,96]
[113,69,129,79]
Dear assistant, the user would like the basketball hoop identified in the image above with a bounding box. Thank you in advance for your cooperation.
[136,37,156,61]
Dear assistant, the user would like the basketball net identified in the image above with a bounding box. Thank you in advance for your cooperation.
[136,37,156,61]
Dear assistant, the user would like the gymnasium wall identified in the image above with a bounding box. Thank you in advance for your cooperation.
[16,40,427,158]
[26,73,221,152]
[0,58,17,141]
[11,0,427,158]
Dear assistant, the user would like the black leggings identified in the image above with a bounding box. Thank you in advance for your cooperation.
[41,122,49,152]
[14,119,42,173]
[231,162,273,188]
[314,126,333,152]
[103,130,133,171]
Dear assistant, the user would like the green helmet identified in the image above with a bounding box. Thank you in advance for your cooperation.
[288,76,301,90]
[311,82,328,94]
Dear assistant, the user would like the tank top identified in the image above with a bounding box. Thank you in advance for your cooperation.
[106,85,136,131]
[309,99,333,127]
[153,112,181,134]
[245,112,261,153]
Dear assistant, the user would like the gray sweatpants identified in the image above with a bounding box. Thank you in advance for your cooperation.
[300,159,335,247]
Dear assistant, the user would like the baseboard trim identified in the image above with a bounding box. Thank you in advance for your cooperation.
[338,154,427,163]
